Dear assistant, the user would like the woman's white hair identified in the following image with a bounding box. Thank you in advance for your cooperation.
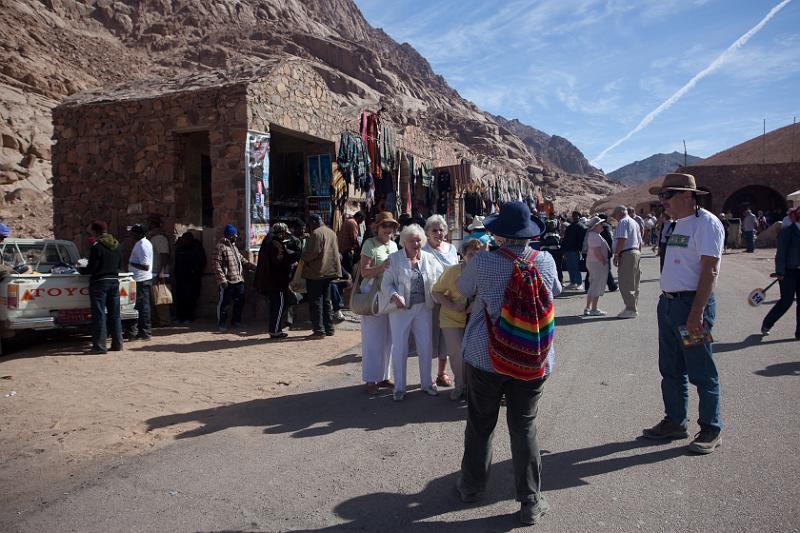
[399,223,427,248]
[424,214,448,233]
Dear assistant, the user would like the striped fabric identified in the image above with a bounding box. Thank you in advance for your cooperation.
[485,248,555,380]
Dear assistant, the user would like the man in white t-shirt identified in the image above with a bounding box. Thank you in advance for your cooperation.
[612,206,643,318]
[642,173,724,455]
[127,224,153,340]
[148,215,171,325]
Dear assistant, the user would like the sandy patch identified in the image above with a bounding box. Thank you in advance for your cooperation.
[0,321,361,506]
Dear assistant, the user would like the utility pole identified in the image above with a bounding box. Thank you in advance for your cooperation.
[683,140,687,167]
[793,116,797,163]
[762,118,766,164]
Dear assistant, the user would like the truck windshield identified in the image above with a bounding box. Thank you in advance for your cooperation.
[0,242,80,274]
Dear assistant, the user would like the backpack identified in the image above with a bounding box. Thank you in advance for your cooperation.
[485,248,555,380]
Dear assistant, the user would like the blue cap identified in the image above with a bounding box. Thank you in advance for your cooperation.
[0,223,10,237]
[223,224,238,237]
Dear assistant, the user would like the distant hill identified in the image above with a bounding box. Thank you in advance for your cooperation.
[608,152,703,185]
[492,115,600,176]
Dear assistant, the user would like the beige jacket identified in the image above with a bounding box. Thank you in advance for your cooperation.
[301,224,342,280]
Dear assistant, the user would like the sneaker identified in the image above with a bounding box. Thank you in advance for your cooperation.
[270,332,288,339]
[325,330,335,337]
[377,379,394,389]
[688,428,721,454]
[217,325,228,333]
[393,391,405,401]
[520,496,550,525]
[88,346,108,355]
[424,385,439,396]
[642,417,689,440]
[582,308,591,316]
[617,309,638,319]
[588,309,607,316]
[760,327,770,336]
[333,311,346,323]
[308,331,326,338]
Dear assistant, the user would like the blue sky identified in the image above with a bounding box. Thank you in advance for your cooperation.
[353,0,799,173]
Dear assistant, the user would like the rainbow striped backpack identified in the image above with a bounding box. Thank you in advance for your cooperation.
[485,248,555,380]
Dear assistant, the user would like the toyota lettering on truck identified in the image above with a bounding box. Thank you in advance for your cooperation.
[0,238,138,355]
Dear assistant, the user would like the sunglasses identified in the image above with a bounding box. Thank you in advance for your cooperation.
[658,190,679,200]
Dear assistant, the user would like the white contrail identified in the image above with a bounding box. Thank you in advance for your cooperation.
[592,0,792,166]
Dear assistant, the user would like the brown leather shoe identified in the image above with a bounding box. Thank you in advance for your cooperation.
[377,379,394,389]
[366,383,379,395]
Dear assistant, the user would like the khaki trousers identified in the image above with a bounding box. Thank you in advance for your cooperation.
[618,250,641,312]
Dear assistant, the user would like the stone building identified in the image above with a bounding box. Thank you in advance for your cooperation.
[51,56,508,317]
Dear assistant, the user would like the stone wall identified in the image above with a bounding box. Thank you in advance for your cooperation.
[680,163,800,216]
[52,83,250,251]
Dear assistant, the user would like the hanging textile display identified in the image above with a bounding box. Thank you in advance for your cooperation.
[361,112,381,179]
[332,162,348,211]
[380,124,396,176]
[245,130,270,251]
[436,169,451,215]
[337,132,371,192]
[308,154,333,226]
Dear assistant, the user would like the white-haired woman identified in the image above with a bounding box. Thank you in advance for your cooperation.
[423,214,460,387]
[381,224,444,400]
[583,216,610,317]
[358,212,399,395]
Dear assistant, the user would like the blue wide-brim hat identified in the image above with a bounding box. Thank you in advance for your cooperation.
[484,201,545,239]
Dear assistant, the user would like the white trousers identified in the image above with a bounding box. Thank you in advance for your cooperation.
[361,313,392,383]
[389,303,434,393]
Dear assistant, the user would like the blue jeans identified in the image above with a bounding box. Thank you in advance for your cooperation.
[127,280,152,338]
[743,231,755,252]
[657,293,721,431]
[218,282,246,328]
[89,278,123,351]
[564,251,582,285]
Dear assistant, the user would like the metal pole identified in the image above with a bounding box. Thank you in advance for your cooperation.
[762,118,766,164]
[683,140,687,167]
[793,116,797,163]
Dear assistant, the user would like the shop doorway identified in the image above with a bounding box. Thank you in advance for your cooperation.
[268,125,334,224]
[722,185,786,220]
[176,131,212,227]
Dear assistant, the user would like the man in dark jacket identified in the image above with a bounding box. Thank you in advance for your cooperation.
[174,231,206,323]
[562,211,586,290]
[79,220,123,354]
[255,223,299,339]
[760,207,800,339]
[301,214,342,337]
[599,215,618,292]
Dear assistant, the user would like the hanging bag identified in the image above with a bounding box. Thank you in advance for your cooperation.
[349,264,382,316]
[151,279,173,306]
[289,260,307,294]
[485,248,554,380]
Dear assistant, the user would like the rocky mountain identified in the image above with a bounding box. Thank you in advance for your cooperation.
[492,115,600,176]
[608,151,703,185]
[0,0,623,236]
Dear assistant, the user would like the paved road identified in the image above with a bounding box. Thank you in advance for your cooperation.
[4,251,799,532]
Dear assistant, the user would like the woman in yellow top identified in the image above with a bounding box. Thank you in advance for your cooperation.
[431,239,487,400]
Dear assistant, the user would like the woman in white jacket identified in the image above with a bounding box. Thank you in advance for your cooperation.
[381,224,444,401]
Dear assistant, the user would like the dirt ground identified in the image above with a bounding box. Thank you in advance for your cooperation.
[0,317,362,508]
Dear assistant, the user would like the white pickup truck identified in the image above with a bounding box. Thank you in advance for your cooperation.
[0,239,138,354]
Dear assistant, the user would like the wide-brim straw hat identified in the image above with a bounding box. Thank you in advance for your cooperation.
[586,216,603,229]
[374,211,399,227]
[484,201,545,239]
[649,173,709,195]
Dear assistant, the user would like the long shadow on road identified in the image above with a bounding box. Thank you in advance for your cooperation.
[146,385,467,439]
[713,333,798,354]
[196,440,683,532]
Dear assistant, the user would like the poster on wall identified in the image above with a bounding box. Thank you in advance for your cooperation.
[245,131,271,250]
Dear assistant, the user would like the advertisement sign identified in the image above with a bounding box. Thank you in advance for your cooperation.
[245,131,271,250]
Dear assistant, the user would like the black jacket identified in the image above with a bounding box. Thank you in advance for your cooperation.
[562,222,587,252]
[80,234,122,282]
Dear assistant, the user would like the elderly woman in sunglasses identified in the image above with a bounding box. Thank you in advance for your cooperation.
[422,214,460,388]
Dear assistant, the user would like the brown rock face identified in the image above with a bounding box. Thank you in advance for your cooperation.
[1,0,623,236]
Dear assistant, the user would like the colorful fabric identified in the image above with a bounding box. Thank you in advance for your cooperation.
[485,248,555,380]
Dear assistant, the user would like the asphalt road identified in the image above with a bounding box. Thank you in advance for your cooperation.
[4,251,799,532]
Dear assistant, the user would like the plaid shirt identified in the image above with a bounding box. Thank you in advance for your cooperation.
[457,244,562,375]
[214,238,253,285]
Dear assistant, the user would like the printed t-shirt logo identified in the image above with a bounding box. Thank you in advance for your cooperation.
[667,234,690,248]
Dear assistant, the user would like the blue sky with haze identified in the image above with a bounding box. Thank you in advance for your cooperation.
[353,0,799,173]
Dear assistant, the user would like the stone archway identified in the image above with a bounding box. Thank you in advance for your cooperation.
[722,185,787,220]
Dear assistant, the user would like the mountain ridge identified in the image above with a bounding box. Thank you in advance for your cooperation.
[608,151,703,185]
